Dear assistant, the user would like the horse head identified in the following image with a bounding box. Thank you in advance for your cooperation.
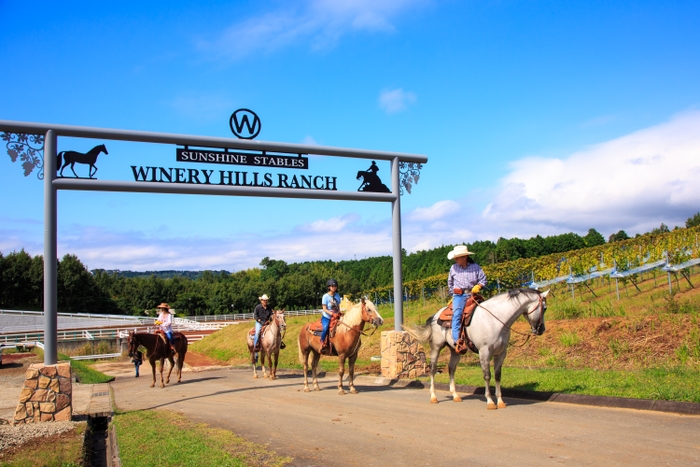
[275,309,287,332]
[126,331,137,357]
[360,297,384,327]
[98,144,109,155]
[525,289,548,335]
[356,170,364,180]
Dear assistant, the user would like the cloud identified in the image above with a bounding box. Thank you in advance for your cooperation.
[378,88,417,114]
[481,111,700,237]
[204,0,425,60]
[407,200,460,222]
[296,213,361,233]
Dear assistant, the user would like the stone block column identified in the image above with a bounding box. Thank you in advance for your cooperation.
[14,362,72,424]
[380,330,428,379]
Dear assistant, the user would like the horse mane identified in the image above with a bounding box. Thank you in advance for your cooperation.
[338,299,379,331]
[505,288,541,301]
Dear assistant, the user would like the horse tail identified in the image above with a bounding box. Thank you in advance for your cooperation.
[56,151,64,170]
[403,322,433,345]
[297,329,306,364]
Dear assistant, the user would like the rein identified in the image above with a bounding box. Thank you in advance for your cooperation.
[475,294,545,340]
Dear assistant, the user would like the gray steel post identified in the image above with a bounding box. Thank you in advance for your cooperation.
[391,157,403,331]
[44,130,57,365]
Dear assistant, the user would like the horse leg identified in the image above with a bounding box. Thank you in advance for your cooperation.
[311,352,321,391]
[270,350,278,380]
[479,351,496,409]
[177,351,184,383]
[166,356,175,384]
[302,348,311,392]
[150,360,157,388]
[89,164,97,178]
[70,162,79,178]
[337,355,347,395]
[348,352,359,394]
[261,349,269,379]
[159,358,166,388]
[429,344,442,403]
[447,349,463,402]
[493,350,508,409]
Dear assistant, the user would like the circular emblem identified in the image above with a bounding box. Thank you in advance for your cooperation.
[229,108,261,140]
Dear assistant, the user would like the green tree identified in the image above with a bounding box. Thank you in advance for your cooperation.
[608,230,630,243]
[583,228,606,247]
[686,212,700,228]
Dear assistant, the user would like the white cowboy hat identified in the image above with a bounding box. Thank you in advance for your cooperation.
[259,294,270,301]
[447,245,475,260]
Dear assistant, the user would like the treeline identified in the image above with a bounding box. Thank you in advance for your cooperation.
[2,218,696,315]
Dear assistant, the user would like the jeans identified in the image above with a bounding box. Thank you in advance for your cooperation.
[320,314,331,343]
[133,361,141,376]
[254,321,262,347]
[451,293,468,343]
[165,330,174,346]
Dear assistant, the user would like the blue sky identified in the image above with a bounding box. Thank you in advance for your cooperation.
[2,0,700,272]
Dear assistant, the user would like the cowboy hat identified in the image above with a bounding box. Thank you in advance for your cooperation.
[447,245,475,260]
[156,302,171,311]
[259,294,270,301]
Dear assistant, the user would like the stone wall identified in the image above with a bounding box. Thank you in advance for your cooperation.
[380,331,428,379]
[14,362,72,424]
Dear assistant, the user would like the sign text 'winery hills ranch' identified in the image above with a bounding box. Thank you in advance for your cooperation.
[130,148,338,190]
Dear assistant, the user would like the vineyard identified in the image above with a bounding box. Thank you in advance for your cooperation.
[370,225,700,299]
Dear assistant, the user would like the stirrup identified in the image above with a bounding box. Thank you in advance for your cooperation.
[455,340,468,355]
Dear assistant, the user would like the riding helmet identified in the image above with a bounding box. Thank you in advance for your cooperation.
[327,279,338,288]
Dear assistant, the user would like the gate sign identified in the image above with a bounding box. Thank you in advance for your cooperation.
[230,108,261,140]
[176,148,308,169]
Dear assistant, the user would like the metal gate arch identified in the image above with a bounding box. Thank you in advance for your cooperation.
[0,120,428,365]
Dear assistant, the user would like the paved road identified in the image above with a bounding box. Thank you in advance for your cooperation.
[109,367,700,467]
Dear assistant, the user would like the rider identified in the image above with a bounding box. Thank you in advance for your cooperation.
[253,294,273,359]
[447,245,487,354]
[155,303,176,353]
[320,279,341,351]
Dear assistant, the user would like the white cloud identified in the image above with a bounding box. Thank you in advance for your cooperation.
[205,0,425,60]
[407,200,460,222]
[378,88,417,114]
[296,213,361,233]
[482,111,700,237]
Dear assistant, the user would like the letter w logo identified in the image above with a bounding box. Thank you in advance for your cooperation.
[229,109,261,140]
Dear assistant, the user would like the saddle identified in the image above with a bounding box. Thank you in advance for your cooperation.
[307,313,342,355]
[248,323,270,351]
[437,294,484,354]
[154,330,179,353]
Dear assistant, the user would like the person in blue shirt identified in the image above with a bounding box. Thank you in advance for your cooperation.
[320,279,341,351]
[447,245,487,353]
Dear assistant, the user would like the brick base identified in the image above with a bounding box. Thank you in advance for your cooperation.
[14,362,72,424]
[380,331,428,379]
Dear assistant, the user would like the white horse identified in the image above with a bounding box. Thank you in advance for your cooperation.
[404,288,548,409]
[247,309,287,379]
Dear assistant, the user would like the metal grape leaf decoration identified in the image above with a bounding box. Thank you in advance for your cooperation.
[399,161,422,195]
[2,132,45,179]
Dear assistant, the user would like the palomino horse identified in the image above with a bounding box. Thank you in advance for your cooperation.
[127,330,188,388]
[57,144,108,178]
[298,298,383,394]
[404,288,548,409]
[246,309,287,379]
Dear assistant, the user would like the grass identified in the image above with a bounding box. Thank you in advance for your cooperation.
[113,410,291,467]
[430,365,700,403]
[0,423,86,467]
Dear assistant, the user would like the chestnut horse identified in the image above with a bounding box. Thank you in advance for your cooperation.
[246,309,287,379]
[298,298,383,394]
[127,331,188,388]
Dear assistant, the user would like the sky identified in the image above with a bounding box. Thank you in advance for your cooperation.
[1,0,700,272]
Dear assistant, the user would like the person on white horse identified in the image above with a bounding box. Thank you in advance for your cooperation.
[253,294,273,362]
[447,245,487,354]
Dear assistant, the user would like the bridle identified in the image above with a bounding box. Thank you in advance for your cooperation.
[476,293,546,339]
[338,301,380,337]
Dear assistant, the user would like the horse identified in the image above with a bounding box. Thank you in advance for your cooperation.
[404,288,548,409]
[57,144,108,178]
[298,298,383,394]
[356,170,390,192]
[246,309,287,379]
[127,330,188,388]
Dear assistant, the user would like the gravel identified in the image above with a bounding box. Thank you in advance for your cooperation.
[0,420,80,453]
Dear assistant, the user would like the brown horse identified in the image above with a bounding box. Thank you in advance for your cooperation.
[246,309,287,379]
[127,331,188,388]
[298,298,383,394]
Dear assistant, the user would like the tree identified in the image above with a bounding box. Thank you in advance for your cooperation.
[583,228,606,247]
[686,212,700,228]
[608,230,630,243]
[650,223,670,235]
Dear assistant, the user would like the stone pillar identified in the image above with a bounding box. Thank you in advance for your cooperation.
[380,331,428,379]
[14,362,72,424]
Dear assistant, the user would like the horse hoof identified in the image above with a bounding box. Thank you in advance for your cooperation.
[430,397,439,404]
[350,388,358,394]
[453,396,463,402]
[314,386,321,392]
[487,402,497,410]
[304,387,310,393]
[498,402,507,409]
[150,384,155,388]
[338,390,346,395]
[253,375,258,379]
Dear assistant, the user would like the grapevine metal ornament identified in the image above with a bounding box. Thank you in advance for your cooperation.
[1,132,45,179]
[399,161,422,195]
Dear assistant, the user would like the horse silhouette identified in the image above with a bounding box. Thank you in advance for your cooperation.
[57,144,108,178]
[356,170,390,192]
